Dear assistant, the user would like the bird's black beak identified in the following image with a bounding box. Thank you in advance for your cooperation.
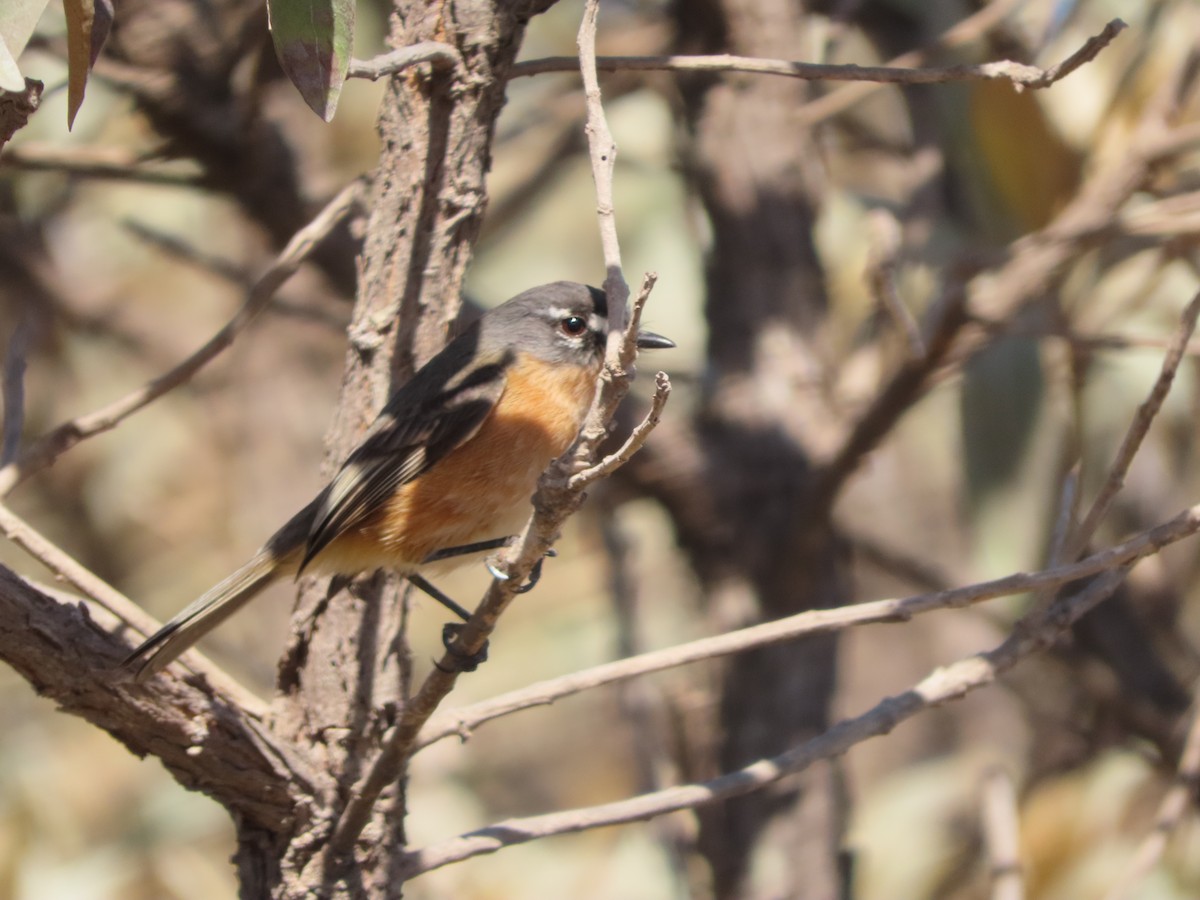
[636,330,675,350]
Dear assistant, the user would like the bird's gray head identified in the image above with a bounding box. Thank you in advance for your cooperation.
[481,281,673,367]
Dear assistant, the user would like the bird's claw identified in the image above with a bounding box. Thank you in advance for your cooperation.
[437,623,489,673]
[486,549,555,593]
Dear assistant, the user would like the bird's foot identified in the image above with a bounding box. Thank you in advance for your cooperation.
[486,548,556,594]
[437,623,489,673]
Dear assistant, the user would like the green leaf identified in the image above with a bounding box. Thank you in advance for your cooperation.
[62,0,113,129]
[267,0,354,122]
[961,337,1044,503]
[0,0,53,91]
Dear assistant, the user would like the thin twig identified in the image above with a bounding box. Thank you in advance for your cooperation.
[1104,704,1200,900]
[795,0,1024,125]
[510,19,1126,93]
[121,219,249,283]
[848,531,955,593]
[814,276,970,511]
[570,370,670,490]
[576,0,629,347]
[0,179,365,497]
[1027,18,1129,87]
[821,60,1197,510]
[1046,468,1080,569]
[400,571,1127,877]
[121,220,348,330]
[414,504,1200,750]
[1072,289,1200,552]
[347,42,465,81]
[0,142,205,186]
[865,209,924,358]
[978,326,1200,358]
[0,500,146,624]
[981,767,1025,900]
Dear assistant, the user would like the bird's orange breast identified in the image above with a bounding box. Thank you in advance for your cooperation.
[319,353,598,574]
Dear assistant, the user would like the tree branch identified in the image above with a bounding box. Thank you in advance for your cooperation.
[0,499,267,716]
[415,503,1200,750]
[400,570,1127,876]
[347,42,465,82]
[0,142,205,186]
[569,359,670,490]
[0,178,364,497]
[0,567,308,830]
[509,19,1126,92]
[816,54,1200,508]
[1073,289,1200,551]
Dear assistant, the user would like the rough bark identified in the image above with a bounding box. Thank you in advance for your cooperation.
[0,572,305,832]
[0,80,41,150]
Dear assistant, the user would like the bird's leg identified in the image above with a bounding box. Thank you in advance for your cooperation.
[422,537,513,563]
[407,574,472,621]
[425,538,556,594]
[407,574,489,672]
[409,535,563,673]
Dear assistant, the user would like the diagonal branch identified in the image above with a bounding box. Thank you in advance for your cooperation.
[400,570,1128,877]
[0,498,268,716]
[1072,289,1200,552]
[0,568,310,830]
[814,276,970,510]
[415,502,1200,750]
[0,179,365,497]
[816,54,1200,508]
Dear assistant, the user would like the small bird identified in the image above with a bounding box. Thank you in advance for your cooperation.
[123,281,673,681]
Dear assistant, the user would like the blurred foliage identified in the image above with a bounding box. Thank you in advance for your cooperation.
[2,0,1200,898]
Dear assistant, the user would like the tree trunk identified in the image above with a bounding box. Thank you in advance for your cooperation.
[236,1,558,895]
[656,1,851,896]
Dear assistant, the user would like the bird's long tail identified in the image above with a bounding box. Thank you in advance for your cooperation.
[121,550,286,682]
[122,504,316,682]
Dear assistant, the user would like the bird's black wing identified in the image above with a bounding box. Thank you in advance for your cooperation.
[300,344,513,572]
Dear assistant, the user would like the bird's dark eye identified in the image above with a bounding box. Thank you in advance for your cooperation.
[560,315,588,337]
